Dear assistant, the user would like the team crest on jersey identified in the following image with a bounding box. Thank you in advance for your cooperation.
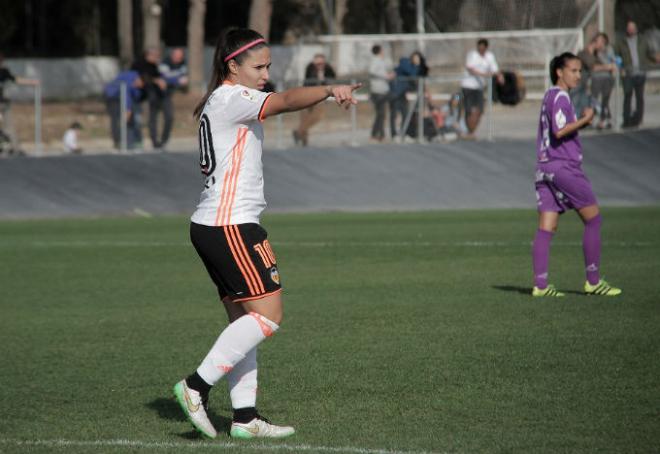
[270,267,280,284]
[241,89,257,102]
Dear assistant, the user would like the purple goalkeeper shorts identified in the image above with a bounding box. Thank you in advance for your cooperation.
[535,160,598,213]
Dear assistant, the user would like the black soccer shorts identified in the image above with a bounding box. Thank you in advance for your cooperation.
[190,222,282,302]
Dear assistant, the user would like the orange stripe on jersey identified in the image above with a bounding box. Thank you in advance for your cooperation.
[223,130,248,225]
[258,93,274,122]
[215,128,248,226]
[223,225,258,296]
[231,225,265,294]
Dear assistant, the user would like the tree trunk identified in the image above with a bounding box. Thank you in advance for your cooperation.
[142,0,162,51]
[118,0,134,68]
[187,0,207,94]
[248,0,273,41]
[385,0,403,33]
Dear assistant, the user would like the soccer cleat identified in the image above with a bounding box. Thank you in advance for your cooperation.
[230,415,295,439]
[173,380,217,439]
[584,279,622,296]
[532,284,565,297]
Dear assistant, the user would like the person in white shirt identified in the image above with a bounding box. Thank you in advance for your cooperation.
[62,122,82,154]
[172,28,360,441]
[368,44,393,141]
[460,38,504,138]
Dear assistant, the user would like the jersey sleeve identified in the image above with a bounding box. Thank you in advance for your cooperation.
[226,87,273,123]
[552,92,574,133]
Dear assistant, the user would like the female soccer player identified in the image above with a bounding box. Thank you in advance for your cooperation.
[172,29,359,439]
[532,52,621,297]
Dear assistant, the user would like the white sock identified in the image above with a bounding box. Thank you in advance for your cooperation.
[227,347,258,409]
[197,312,277,386]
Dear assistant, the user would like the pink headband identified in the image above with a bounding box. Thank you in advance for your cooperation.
[224,39,266,62]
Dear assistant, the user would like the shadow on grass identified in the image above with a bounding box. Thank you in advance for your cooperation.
[146,397,233,437]
[492,284,584,296]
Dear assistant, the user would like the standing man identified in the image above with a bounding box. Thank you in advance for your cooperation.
[460,39,503,139]
[0,52,39,153]
[368,45,393,142]
[132,48,167,149]
[615,20,660,128]
[156,47,189,150]
[293,53,335,146]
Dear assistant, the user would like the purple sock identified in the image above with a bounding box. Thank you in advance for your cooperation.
[532,229,553,289]
[583,214,602,285]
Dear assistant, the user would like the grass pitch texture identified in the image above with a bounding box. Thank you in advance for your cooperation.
[1,208,658,453]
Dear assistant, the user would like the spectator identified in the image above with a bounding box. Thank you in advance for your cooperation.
[368,44,393,142]
[62,122,83,154]
[132,48,167,149]
[437,93,463,140]
[389,51,426,140]
[460,38,503,139]
[591,33,617,130]
[0,52,39,153]
[103,70,145,150]
[574,36,600,119]
[155,47,189,151]
[293,53,336,146]
[615,20,660,128]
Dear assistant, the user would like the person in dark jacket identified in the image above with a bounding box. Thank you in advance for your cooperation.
[132,48,167,149]
[292,53,336,146]
[103,70,145,150]
[389,52,426,139]
[154,47,189,150]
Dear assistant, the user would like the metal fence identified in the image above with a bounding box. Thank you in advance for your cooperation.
[3,69,659,155]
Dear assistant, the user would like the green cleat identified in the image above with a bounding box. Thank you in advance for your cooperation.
[173,380,217,439]
[230,416,295,439]
[532,284,565,297]
[584,279,622,296]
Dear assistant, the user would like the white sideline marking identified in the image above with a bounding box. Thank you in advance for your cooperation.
[13,240,654,248]
[0,438,445,454]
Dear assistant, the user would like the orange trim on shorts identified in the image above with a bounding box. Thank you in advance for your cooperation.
[226,225,263,296]
[231,225,265,294]
[215,128,248,226]
[253,244,272,268]
[222,225,258,296]
[263,240,277,264]
[249,311,278,337]
[232,288,282,304]
[258,93,274,122]
[227,225,262,295]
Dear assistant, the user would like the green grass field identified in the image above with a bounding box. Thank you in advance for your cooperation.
[1,208,659,454]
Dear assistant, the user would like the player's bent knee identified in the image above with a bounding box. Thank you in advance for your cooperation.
[248,311,280,337]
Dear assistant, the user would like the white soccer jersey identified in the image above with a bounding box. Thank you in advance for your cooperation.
[191,82,273,226]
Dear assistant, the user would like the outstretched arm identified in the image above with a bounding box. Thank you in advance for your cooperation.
[263,83,361,118]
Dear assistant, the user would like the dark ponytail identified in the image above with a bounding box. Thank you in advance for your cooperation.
[549,52,579,85]
[193,28,268,119]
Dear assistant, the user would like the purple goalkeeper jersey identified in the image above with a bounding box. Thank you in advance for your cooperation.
[536,87,582,163]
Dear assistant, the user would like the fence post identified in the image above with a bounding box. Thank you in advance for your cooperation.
[119,82,128,153]
[350,78,358,146]
[487,76,494,142]
[34,82,42,155]
[613,68,621,132]
[276,81,284,149]
[417,77,424,143]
